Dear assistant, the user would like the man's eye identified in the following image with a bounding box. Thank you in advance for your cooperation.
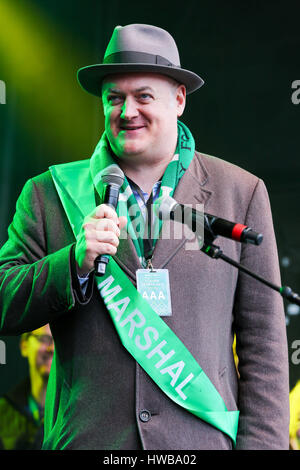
[139,94,151,100]
[107,95,122,104]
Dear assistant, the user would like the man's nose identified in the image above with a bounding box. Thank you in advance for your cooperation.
[46,340,54,352]
[120,97,139,120]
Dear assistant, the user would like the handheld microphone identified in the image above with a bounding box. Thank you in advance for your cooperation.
[157,195,263,246]
[94,164,125,276]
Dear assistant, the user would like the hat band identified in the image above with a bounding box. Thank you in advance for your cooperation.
[103,50,178,67]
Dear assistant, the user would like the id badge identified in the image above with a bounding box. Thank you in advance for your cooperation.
[136,268,172,317]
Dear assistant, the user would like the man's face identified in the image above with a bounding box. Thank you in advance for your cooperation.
[20,324,54,379]
[101,73,186,164]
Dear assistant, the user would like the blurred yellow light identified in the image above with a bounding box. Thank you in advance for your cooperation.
[0,0,104,162]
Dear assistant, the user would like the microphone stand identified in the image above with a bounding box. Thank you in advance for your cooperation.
[199,230,300,306]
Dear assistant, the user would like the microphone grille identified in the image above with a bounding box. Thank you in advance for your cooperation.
[156,195,178,220]
[100,164,125,187]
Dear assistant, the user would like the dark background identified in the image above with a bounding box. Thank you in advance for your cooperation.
[0,0,299,394]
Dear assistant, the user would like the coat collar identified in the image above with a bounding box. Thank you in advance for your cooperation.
[114,152,213,279]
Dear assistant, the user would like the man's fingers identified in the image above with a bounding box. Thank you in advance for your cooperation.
[92,204,119,223]
[95,218,120,236]
[118,216,128,230]
[94,230,120,246]
[86,205,127,226]
[87,241,118,257]
[83,217,119,235]
[84,208,127,234]
[76,207,127,275]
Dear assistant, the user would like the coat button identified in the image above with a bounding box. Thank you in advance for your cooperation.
[139,409,151,422]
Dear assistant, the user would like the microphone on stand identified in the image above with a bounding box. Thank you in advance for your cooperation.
[94,164,125,276]
[156,196,300,306]
[157,195,263,245]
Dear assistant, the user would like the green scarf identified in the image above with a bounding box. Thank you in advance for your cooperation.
[90,120,195,266]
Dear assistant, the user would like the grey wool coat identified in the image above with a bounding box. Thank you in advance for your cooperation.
[0,151,290,450]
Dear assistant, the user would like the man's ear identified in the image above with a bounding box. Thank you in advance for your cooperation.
[176,84,186,117]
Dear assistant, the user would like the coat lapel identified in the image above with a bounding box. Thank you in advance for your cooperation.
[113,233,141,281]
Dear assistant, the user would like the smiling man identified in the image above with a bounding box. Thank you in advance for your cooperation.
[101,74,185,187]
[101,73,186,196]
[0,24,289,450]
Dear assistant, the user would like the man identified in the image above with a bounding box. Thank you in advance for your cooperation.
[0,24,289,450]
[0,324,53,449]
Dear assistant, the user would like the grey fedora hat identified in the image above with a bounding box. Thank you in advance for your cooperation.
[77,24,204,96]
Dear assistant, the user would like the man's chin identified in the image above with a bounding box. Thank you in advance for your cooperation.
[114,143,147,159]
[38,361,53,377]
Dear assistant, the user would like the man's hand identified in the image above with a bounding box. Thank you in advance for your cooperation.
[75,204,127,276]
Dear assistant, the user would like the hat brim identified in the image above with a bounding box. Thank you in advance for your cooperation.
[77,63,204,97]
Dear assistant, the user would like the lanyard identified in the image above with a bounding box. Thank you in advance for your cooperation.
[132,183,154,264]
